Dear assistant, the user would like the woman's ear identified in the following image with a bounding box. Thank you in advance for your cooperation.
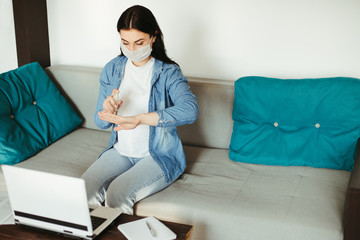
[151,36,157,46]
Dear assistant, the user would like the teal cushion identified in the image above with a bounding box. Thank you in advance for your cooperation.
[0,62,82,165]
[229,76,360,171]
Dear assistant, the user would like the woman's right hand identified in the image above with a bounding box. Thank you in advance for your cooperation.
[102,89,122,114]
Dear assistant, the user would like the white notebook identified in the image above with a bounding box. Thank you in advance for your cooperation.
[117,216,176,240]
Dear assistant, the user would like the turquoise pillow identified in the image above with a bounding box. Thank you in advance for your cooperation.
[0,62,83,165]
[229,76,360,171]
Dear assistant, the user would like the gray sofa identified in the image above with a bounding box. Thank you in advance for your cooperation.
[0,65,359,240]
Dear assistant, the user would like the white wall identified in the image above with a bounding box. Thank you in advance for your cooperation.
[0,0,18,73]
[47,0,360,80]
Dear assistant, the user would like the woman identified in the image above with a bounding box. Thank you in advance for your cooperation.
[81,5,199,214]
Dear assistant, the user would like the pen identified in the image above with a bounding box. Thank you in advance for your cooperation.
[146,220,157,238]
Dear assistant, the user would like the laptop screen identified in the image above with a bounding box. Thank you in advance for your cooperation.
[2,165,93,237]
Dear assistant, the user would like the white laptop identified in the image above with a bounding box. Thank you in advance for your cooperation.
[2,165,122,239]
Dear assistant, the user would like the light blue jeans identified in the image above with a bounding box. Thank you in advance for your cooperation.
[81,148,168,214]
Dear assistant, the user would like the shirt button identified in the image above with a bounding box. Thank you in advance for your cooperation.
[33,101,37,105]
[274,122,279,127]
[315,123,320,128]
[10,115,14,119]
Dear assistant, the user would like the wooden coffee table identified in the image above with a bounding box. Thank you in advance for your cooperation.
[0,214,193,240]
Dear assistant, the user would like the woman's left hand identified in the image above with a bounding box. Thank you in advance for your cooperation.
[98,111,141,131]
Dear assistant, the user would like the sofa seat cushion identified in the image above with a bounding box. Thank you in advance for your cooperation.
[230,76,360,171]
[0,128,110,192]
[0,191,12,224]
[135,145,351,240]
[0,62,83,165]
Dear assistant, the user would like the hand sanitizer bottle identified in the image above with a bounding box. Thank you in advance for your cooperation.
[113,93,121,114]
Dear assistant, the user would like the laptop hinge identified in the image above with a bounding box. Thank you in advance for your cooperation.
[14,211,88,231]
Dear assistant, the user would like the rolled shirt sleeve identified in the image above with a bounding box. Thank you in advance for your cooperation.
[94,59,123,130]
[155,67,199,128]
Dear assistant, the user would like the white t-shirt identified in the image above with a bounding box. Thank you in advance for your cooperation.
[114,58,155,157]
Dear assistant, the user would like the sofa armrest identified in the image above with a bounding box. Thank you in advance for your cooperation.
[344,138,360,240]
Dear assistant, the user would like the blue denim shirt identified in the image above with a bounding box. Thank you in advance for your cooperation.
[94,56,199,183]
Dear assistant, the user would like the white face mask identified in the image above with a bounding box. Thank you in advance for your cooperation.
[120,36,153,62]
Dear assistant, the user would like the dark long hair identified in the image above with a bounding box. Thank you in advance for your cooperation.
[117,5,178,65]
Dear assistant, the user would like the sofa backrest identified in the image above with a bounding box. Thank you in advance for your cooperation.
[46,65,104,131]
[178,78,234,149]
[46,65,235,149]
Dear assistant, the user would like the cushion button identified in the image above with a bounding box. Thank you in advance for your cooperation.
[33,101,37,105]
[10,115,14,119]
[274,122,279,127]
[315,123,320,128]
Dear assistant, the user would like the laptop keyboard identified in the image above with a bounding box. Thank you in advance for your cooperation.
[91,216,106,230]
